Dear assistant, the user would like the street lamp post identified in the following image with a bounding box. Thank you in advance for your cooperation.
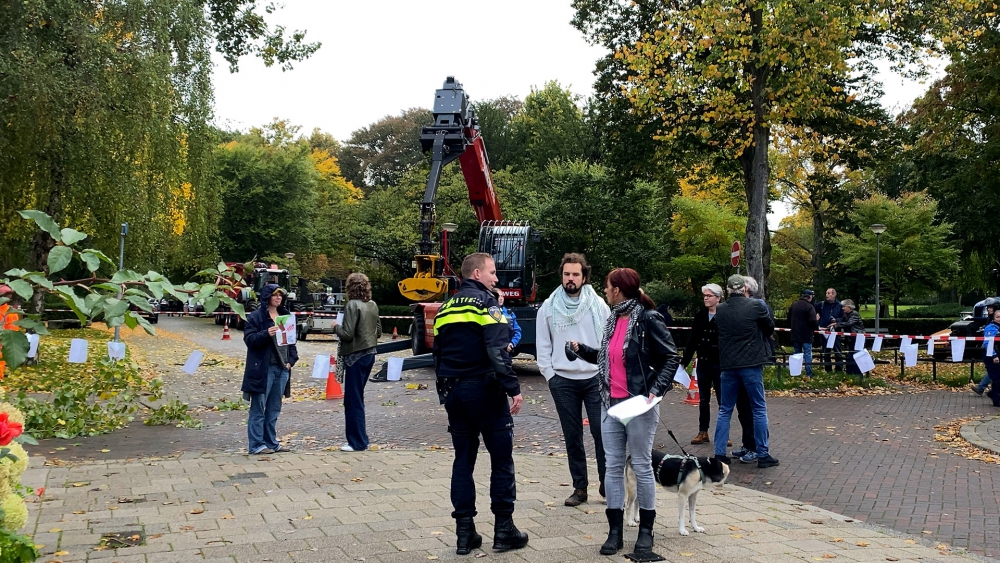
[870,224,887,333]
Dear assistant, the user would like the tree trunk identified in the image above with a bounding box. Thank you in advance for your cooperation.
[738,3,771,300]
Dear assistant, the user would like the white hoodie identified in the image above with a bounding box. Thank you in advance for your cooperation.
[535,296,610,381]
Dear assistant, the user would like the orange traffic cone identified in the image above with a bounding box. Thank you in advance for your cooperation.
[325,358,344,400]
[392,326,399,340]
[684,377,701,405]
[221,319,231,341]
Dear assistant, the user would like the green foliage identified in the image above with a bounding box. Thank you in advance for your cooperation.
[212,397,248,411]
[473,97,525,171]
[337,108,432,191]
[895,303,967,319]
[835,192,960,315]
[665,195,746,294]
[145,399,201,428]
[0,527,38,563]
[510,82,592,170]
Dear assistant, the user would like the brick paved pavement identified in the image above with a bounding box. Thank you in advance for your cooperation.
[23,450,989,562]
[27,318,1000,559]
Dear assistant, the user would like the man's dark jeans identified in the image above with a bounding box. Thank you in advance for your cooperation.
[445,377,516,518]
[548,375,606,491]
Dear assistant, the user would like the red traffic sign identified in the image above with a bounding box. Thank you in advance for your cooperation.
[731,241,741,267]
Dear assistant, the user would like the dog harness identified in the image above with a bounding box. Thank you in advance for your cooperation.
[654,454,707,487]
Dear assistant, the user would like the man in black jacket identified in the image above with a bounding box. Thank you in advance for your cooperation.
[714,275,779,469]
[788,290,819,377]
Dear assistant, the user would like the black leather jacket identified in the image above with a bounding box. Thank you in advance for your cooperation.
[575,309,680,398]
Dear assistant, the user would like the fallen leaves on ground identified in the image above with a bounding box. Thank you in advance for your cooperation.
[933,416,1000,465]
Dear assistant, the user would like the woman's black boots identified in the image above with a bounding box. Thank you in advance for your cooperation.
[634,508,656,554]
[454,517,482,555]
[492,515,529,552]
[600,508,624,555]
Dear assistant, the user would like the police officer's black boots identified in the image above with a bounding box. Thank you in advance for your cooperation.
[600,508,624,555]
[492,515,528,552]
[454,517,482,555]
[633,508,658,557]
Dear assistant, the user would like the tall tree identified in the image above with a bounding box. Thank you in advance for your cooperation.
[337,108,432,191]
[573,0,979,298]
[473,96,524,172]
[510,82,593,170]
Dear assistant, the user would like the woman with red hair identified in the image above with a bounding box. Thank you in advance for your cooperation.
[569,268,679,557]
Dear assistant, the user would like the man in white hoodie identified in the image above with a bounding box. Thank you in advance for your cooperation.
[536,253,611,506]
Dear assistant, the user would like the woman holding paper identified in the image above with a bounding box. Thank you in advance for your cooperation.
[568,268,679,557]
[241,284,298,455]
[334,273,382,452]
[831,300,864,375]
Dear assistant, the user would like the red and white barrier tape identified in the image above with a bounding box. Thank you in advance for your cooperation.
[663,326,993,342]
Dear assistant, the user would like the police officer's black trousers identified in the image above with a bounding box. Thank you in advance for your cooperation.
[445,377,516,519]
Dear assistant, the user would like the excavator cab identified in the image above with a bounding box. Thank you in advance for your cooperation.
[479,221,538,304]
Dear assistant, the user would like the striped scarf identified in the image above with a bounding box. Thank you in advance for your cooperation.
[597,298,644,407]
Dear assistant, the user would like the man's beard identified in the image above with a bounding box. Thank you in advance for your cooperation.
[563,282,581,296]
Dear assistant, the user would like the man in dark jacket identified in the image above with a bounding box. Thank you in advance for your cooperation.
[789,290,819,377]
[816,288,844,372]
[241,284,298,455]
[714,275,778,469]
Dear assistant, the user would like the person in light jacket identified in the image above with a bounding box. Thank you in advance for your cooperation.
[334,273,382,452]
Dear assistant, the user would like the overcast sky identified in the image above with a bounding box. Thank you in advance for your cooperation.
[210,1,942,228]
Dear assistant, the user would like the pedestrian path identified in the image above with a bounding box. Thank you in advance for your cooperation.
[23,450,987,562]
[961,414,1000,455]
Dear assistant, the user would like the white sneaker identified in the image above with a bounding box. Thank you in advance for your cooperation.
[340,444,356,452]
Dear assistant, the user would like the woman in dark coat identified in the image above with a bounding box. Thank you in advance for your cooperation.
[831,299,864,375]
[242,284,299,454]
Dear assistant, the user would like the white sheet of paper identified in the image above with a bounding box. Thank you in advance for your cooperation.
[901,336,912,349]
[607,395,663,426]
[826,331,837,348]
[182,350,204,375]
[903,344,918,367]
[26,333,40,358]
[951,339,966,363]
[854,350,876,373]
[988,337,995,357]
[872,336,883,352]
[674,365,691,388]
[789,353,804,376]
[312,354,331,379]
[386,357,403,381]
[854,333,866,351]
[68,338,88,363]
[926,338,935,355]
[107,341,126,361]
[335,312,344,325]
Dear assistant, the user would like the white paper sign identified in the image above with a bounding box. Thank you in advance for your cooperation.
[312,354,331,379]
[872,336,883,352]
[26,333,40,358]
[607,395,663,426]
[68,338,88,363]
[386,357,403,381]
[107,341,126,361]
[927,338,935,355]
[276,313,296,346]
[987,337,995,357]
[789,353,804,376]
[182,350,204,375]
[901,336,912,349]
[674,365,691,388]
[825,331,837,348]
[902,344,918,367]
[854,350,876,373]
[951,339,966,363]
[854,333,866,351]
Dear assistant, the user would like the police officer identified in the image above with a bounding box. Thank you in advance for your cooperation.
[434,252,527,555]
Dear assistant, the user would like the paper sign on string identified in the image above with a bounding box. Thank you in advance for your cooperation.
[901,336,912,349]
[182,350,204,375]
[853,350,876,373]
[902,344,918,367]
[674,365,691,388]
[872,336,883,352]
[68,338,88,363]
[26,333,40,358]
[854,333,866,351]
[988,337,996,357]
[386,357,403,381]
[788,353,804,376]
[927,338,935,355]
[951,339,966,363]
[107,341,126,361]
[825,331,837,348]
[312,354,331,379]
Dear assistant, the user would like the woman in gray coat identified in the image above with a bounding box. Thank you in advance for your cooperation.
[334,273,382,451]
[831,299,864,374]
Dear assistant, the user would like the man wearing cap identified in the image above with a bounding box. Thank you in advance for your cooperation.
[241,284,298,455]
[789,290,819,377]
[714,275,779,468]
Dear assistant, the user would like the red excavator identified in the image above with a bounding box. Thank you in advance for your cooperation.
[393,76,540,367]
